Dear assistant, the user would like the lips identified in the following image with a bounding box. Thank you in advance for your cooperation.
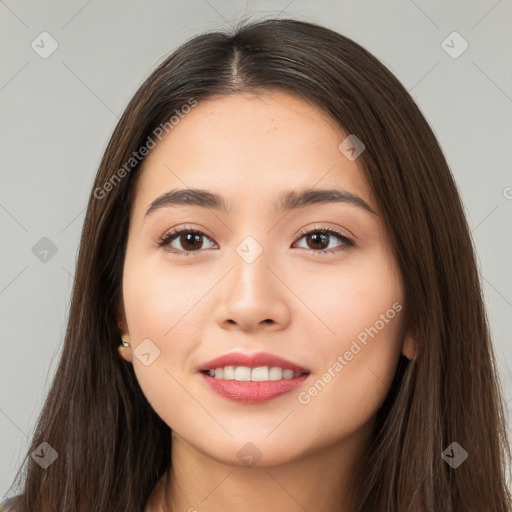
[200,373,310,403]
[198,351,310,373]
[197,351,311,404]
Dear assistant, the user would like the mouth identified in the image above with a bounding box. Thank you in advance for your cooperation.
[200,365,309,379]
[197,351,311,404]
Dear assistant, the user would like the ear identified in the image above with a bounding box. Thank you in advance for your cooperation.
[401,324,417,361]
[116,300,128,335]
[116,303,132,363]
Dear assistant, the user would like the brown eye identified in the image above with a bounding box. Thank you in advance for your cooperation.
[176,232,204,251]
[293,227,354,255]
[158,228,216,255]
[304,232,330,250]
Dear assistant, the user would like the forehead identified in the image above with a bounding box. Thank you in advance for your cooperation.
[132,91,375,213]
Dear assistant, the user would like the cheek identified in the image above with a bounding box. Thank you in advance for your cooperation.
[293,246,404,347]
[123,252,210,344]
[296,312,403,447]
[121,256,209,419]
[294,251,405,434]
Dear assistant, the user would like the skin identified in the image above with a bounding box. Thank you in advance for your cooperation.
[117,90,416,512]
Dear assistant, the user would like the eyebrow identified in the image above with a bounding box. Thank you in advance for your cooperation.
[144,187,377,218]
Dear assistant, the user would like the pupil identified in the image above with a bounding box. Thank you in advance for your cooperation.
[309,233,328,250]
[182,233,202,250]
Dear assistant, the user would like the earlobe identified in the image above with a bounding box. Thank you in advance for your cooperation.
[117,323,132,347]
[116,308,132,362]
[402,333,417,361]
[118,336,133,362]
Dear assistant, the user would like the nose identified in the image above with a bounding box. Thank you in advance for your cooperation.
[214,242,291,332]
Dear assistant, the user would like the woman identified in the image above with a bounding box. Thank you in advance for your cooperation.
[3,17,511,512]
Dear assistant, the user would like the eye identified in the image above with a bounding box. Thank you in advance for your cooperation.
[158,225,354,256]
[293,225,354,255]
[158,226,217,256]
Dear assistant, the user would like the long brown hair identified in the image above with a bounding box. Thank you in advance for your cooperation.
[4,17,511,512]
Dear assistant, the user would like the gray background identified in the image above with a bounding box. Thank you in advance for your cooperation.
[1,0,511,499]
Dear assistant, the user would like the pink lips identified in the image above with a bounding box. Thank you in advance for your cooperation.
[197,351,310,404]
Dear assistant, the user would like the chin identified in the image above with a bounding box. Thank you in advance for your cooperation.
[195,433,311,469]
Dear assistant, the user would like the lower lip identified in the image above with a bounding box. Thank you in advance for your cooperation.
[199,372,310,404]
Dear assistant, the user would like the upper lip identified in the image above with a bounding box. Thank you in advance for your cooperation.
[198,351,310,373]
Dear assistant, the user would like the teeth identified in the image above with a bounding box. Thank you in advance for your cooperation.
[234,366,251,381]
[283,369,294,379]
[223,366,235,380]
[251,366,269,381]
[269,367,283,380]
[206,366,303,381]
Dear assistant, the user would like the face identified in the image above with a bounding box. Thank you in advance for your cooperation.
[118,90,415,467]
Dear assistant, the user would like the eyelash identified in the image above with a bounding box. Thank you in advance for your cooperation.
[157,224,355,257]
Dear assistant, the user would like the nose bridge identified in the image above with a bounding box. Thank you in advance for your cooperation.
[230,233,272,299]
[215,231,289,329]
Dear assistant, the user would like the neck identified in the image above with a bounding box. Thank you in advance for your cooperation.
[155,423,373,512]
